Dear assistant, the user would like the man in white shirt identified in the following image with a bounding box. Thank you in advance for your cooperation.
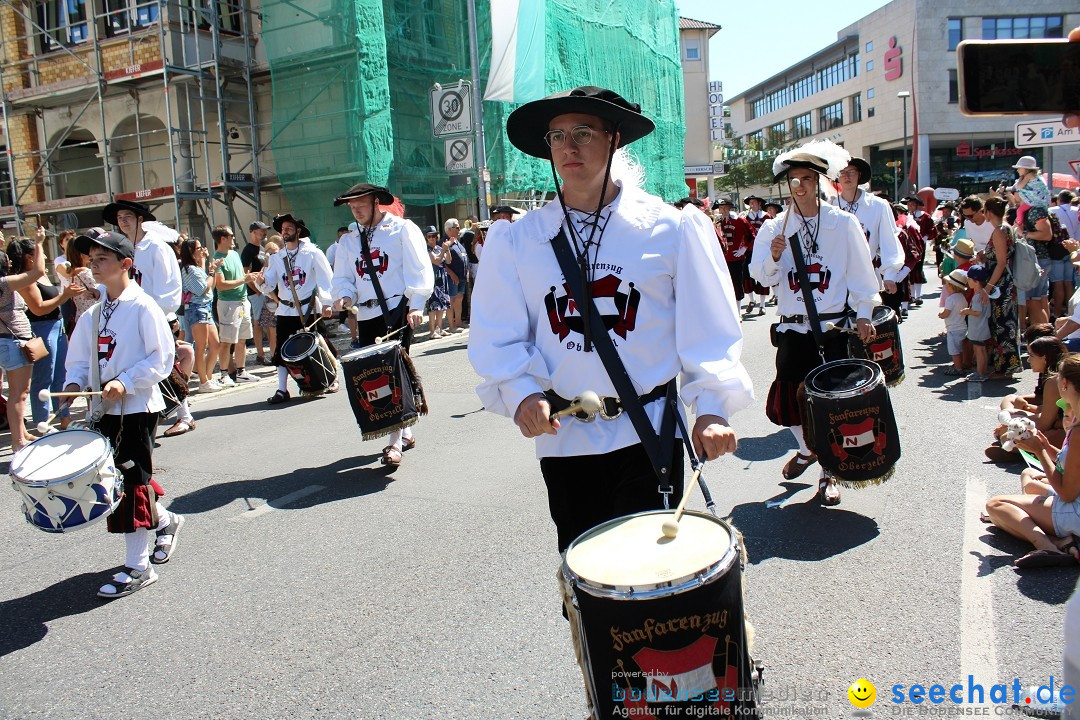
[102,199,182,315]
[331,183,434,467]
[748,142,881,505]
[1052,190,1079,240]
[469,86,752,553]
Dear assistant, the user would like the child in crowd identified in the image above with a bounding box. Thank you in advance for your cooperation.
[64,229,181,598]
[940,269,970,375]
[962,265,993,382]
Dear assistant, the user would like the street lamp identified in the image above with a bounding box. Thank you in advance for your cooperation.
[897,91,911,194]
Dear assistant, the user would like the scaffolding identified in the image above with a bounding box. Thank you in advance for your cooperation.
[0,0,267,238]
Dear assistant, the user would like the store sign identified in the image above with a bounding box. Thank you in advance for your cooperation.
[685,165,714,175]
[884,37,903,81]
[955,141,1025,159]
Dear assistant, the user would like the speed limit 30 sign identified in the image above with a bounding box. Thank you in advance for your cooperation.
[431,83,473,138]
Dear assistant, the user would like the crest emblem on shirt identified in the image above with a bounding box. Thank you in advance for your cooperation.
[97,330,117,370]
[787,262,832,293]
[544,273,640,342]
[355,249,389,279]
[284,267,306,288]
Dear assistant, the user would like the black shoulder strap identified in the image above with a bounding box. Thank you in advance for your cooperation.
[549,228,675,484]
[358,228,393,328]
[788,231,827,364]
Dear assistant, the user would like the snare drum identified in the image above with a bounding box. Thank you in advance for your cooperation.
[341,341,427,440]
[280,331,337,393]
[847,305,905,386]
[9,429,121,533]
[561,510,757,717]
[804,358,901,487]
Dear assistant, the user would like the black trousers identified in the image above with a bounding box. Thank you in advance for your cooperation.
[540,440,684,553]
[94,411,157,533]
[355,299,413,352]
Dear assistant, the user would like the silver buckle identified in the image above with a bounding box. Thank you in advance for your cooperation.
[597,397,622,421]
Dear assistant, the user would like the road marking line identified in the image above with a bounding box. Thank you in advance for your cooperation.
[234,485,326,520]
[961,474,997,705]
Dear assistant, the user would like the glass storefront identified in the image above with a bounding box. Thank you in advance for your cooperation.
[871,140,1043,199]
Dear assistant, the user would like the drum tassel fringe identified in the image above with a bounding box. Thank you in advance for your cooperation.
[359,351,430,442]
[828,464,895,489]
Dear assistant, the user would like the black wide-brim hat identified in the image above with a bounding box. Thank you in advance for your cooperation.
[505,86,656,160]
[272,213,299,233]
[847,157,872,184]
[901,195,924,206]
[764,199,783,211]
[743,195,765,207]
[333,183,394,207]
[490,205,522,216]
[772,154,829,183]
[102,199,155,225]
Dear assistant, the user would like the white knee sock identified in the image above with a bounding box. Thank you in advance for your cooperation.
[757,293,768,304]
[790,425,811,456]
[913,284,923,299]
[178,398,193,423]
[125,529,150,572]
[402,425,414,441]
[387,428,403,450]
[155,502,171,531]
[277,366,288,392]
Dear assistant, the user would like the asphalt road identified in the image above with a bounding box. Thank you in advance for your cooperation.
[0,272,1075,720]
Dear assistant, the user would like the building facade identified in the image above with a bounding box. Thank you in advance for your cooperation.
[679,16,722,199]
[725,0,1079,199]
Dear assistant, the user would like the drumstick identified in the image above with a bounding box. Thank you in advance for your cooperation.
[39,389,102,401]
[376,325,407,344]
[548,390,602,422]
[661,462,706,539]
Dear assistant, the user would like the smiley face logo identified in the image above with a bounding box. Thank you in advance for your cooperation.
[848,678,876,708]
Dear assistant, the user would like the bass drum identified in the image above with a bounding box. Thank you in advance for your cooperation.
[804,358,901,487]
[561,510,758,717]
[847,305,905,386]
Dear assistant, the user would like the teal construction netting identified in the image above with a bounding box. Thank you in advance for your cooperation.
[262,0,686,244]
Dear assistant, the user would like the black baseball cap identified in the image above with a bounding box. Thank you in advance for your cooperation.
[249,221,270,231]
[74,228,134,259]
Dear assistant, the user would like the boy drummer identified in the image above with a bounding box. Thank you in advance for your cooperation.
[64,229,181,598]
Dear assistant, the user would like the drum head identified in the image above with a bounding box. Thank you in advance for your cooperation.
[806,358,881,397]
[565,510,734,591]
[341,340,400,364]
[10,430,110,486]
[281,331,316,361]
[872,305,896,324]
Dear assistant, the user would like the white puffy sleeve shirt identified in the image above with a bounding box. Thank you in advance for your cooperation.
[65,283,174,415]
[833,191,905,284]
[468,185,753,459]
[133,229,182,315]
[257,244,333,317]
[749,203,881,331]
[331,215,434,321]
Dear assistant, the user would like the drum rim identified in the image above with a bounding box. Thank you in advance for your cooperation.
[280,331,319,362]
[341,340,402,363]
[562,510,740,600]
[805,358,883,400]
[10,429,114,488]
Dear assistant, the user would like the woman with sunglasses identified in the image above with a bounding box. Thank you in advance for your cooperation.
[179,238,223,393]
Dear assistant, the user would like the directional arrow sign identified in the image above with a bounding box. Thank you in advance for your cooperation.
[1015,119,1078,148]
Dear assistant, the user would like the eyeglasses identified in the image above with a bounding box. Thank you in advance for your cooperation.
[543,125,610,149]
[837,170,861,178]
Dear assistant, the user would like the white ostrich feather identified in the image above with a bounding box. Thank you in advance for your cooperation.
[772,140,852,181]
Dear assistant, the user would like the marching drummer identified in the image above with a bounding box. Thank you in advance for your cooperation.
[747,141,881,506]
[468,86,753,554]
[258,213,336,405]
[831,156,906,317]
[330,183,433,468]
[63,229,180,598]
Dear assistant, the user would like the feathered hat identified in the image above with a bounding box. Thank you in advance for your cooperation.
[772,140,851,183]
